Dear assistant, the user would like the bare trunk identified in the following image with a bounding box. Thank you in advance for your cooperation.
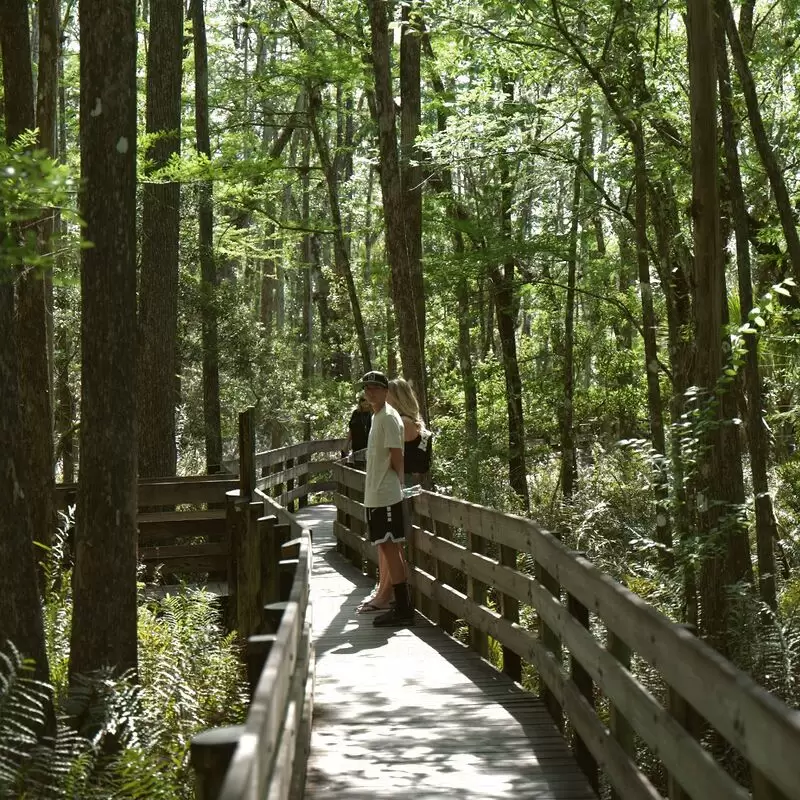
[191,0,222,474]
[308,86,372,370]
[687,0,753,653]
[367,0,427,417]
[138,0,183,478]
[560,101,590,502]
[0,0,50,682]
[70,0,138,678]
[715,4,777,613]
[492,78,529,507]
[16,0,57,553]
[400,0,425,368]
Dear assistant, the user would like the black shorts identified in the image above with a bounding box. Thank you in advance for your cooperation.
[366,501,406,544]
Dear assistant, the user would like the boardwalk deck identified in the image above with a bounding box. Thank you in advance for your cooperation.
[296,504,596,800]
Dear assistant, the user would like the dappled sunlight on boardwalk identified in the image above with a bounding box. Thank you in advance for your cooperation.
[296,504,595,800]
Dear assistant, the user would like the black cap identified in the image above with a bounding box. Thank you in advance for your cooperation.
[361,370,389,389]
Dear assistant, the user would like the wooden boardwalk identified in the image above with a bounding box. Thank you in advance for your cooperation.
[296,504,596,800]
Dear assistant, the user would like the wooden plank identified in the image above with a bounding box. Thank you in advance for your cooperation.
[138,478,239,507]
[139,542,228,560]
[56,475,239,510]
[137,511,226,544]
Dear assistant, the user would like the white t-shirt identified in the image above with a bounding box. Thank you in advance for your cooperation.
[364,403,404,508]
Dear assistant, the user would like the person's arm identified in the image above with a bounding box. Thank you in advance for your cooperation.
[389,446,404,486]
[342,420,353,457]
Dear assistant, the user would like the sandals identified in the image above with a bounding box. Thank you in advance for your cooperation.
[356,599,391,614]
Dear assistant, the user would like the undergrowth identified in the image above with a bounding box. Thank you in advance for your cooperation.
[0,519,248,799]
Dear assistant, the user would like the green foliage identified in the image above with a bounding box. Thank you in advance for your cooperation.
[0,133,79,276]
[0,518,248,798]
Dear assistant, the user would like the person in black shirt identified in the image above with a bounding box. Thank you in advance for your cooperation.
[344,394,372,469]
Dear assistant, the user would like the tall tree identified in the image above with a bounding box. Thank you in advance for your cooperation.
[308,84,372,370]
[686,0,753,653]
[366,0,427,417]
[137,0,183,478]
[559,99,592,502]
[191,0,223,474]
[714,0,777,613]
[719,0,800,285]
[493,76,529,508]
[17,0,57,553]
[69,0,138,678]
[0,0,51,683]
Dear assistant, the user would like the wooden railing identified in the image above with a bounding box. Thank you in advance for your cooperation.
[189,412,345,800]
[332,463,800,800]
[58,415,344,800]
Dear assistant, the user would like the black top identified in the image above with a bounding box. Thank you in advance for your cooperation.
[348,409,372,451]
[401,415,432,474]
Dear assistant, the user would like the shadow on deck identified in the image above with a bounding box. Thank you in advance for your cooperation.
[297,505,595,800]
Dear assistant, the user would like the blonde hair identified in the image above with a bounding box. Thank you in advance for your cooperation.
[388,377,422,424]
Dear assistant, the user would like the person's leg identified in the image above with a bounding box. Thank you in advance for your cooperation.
[372,541,414,626]
[373,500,414,626]
[358,548,393,611]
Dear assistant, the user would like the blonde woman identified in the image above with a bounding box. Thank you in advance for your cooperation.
[357,377,431,614]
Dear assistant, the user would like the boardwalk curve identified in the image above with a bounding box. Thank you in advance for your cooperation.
[297,504,595,800]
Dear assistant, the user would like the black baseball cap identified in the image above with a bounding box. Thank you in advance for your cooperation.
[361,370,389,389]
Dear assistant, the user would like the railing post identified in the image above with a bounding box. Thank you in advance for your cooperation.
[535,559,563,731]
[286,456,296,512]
[259,514,282,607]
[432,519,457,634]
[236,500,263,640]
[238,407,255,499]
[245,633,276,699]
[297,449,309,509]
[566,554,597,791]
[272,460,283,504]
[499,543,521,683]
[666,623,701,800]
[467,531,489,659]
[190,725,244,800]
[225,489,244,632]
[607,629,635,800]
[334,464,347,556]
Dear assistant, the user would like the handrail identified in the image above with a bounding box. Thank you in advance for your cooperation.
[332,463,800,800]
[190,418,345,800]
[216,491,313,800]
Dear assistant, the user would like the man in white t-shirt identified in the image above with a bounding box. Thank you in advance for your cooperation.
[361,370,414,627]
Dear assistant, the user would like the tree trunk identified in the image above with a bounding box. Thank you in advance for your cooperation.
[686,0,753,653]
[560,100,591,502]
[632,126,672,559]
[0,0,51,683]
[308,86,372,371]
[715,3,777,613]
[720,0,800,285]
[400,0,425,368]
[367,0,427,417]
[70,0,138,678]
[137,0,183,478]
[191,0,222,474]
[493,78,529,508]
[16,0,56,554]
[300,119,313,436]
